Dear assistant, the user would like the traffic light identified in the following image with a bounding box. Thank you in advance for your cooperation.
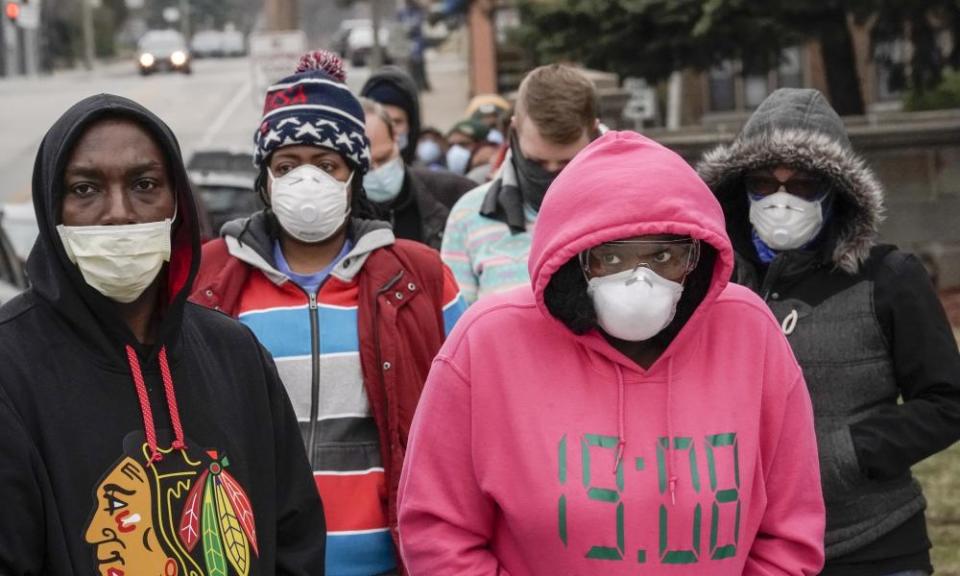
[4,1,20,23]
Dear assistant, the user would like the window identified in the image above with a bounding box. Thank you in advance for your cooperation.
[708,61,737,112]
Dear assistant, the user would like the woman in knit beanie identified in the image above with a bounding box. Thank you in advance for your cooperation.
[191,50,468,576]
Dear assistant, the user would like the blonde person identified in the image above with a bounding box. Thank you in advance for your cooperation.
[441,64,600,304]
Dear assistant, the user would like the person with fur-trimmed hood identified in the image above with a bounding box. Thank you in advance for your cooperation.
[698,87,960,575]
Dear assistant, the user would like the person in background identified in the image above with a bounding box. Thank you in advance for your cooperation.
[399,131,826,575]
[444,118,489,176]
[192,50,467,576]
[698,87,960,576]
[414,126,448,171]
[398,0,431,92]
[465,139,503,184]
[362,66,472,212]
[466,93,512,144]
[0,94,326,574]
[362,97,474,249]
[442,64,600,304]
[361,65,421,165]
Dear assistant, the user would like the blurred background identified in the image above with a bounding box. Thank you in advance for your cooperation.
[0,1,958,567]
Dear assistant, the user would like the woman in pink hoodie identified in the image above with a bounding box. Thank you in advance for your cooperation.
[397,131,825,575]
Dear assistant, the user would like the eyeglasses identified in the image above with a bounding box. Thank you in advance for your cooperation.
[744,174,826,200]
[580,238,700,281]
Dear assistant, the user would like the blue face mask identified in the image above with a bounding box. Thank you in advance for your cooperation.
[446,144,472,175]
[397,131,409,152]
[363,156,406,203]
[416,139,442,165]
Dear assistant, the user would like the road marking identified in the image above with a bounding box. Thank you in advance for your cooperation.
[197,78,253,150]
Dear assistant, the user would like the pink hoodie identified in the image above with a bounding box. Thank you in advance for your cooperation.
[397,132,825,575]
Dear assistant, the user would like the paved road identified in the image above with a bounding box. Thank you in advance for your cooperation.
[0,50,469,205]
[0,57,260,204]
[0,50,468,257]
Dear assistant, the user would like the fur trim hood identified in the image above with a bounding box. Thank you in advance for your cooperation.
[697,88,885,274]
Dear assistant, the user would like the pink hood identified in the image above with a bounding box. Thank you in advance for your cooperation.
[398,131,824,575]
[530,130,733,364]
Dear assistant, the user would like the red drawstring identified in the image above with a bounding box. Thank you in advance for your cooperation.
[125,345,187,464]
[158,347,186,451]
[125,345,162,464]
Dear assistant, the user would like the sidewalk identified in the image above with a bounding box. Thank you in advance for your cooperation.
[419,38,471,133]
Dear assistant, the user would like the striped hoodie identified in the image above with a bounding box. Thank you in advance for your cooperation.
[216,215,466,575]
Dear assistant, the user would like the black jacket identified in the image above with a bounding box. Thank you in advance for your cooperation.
[0,95,326,575]
[361,67,421,165]
[375,167,474,250]
[699,88,960,574]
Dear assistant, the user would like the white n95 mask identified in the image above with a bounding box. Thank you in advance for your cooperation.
[270,164,352,243]
[587,267,684,342]
[748,191,826,251]
[57,219,172,304]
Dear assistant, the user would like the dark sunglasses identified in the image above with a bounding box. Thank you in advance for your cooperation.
[744,174,827,200]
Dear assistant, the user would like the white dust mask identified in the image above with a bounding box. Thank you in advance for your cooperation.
[587,267,684,342]
[749,191,826,251]
[445,144,471,175]
[270,164,352,243]
[57,219,172,304]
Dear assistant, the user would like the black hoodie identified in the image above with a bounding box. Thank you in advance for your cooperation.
[361,66,421,165]
[0,95,326,575]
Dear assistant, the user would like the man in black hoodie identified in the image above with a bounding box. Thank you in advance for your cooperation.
[0,94,326,575]
[361,66,475,208]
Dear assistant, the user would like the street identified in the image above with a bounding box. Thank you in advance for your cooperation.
[0,49,469,257]
[0,49,470,205]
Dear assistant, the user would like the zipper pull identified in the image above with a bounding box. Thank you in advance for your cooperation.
[309,292,318,310]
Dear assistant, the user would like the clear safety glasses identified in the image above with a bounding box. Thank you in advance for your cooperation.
[580,238,701,282]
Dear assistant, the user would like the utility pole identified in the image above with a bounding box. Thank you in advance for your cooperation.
[179,0,190,40]
[266,0,298,31]
[81,0,94,70]
[370,0,383,69]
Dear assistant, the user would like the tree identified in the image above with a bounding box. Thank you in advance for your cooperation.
[518,0,960,116]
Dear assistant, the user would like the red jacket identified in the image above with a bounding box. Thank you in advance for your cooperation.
[191,237,449,569]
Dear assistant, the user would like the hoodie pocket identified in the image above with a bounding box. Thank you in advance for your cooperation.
[818,425,863,502]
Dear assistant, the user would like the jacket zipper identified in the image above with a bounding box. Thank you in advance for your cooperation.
[306,290,321,468]
[760,255,788,302]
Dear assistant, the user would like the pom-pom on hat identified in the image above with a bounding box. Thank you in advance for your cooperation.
[253,50,371,173]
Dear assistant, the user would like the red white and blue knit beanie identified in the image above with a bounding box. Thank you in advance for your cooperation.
[254,50,371,173]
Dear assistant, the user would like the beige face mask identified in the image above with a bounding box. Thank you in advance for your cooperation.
[57,219,173,303]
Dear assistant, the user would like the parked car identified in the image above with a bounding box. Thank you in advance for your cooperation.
[331,18,368,58]
[344,21,399,67]
[137,29,192,75]
[0,208,28,305]
[190,30,223,58]
[220,28,246,57]
[187,150,259,236]
[191,28,246,58]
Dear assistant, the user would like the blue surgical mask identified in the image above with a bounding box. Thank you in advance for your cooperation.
[417,139,442,165]
[446,144,472,175]
[397,131,409,152]
[363,156,406,203]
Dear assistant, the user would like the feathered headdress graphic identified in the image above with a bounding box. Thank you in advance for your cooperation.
[179,451,259,576]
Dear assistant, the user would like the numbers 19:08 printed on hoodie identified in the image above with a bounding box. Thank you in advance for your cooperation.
[557,432,741,565]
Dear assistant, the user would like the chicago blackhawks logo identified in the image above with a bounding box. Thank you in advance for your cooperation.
[85,432,258,576]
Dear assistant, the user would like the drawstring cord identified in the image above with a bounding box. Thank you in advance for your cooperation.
[667,356,678,506]
[158,347,186,451]
[125,345,186,464]
[614,365,626,474]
